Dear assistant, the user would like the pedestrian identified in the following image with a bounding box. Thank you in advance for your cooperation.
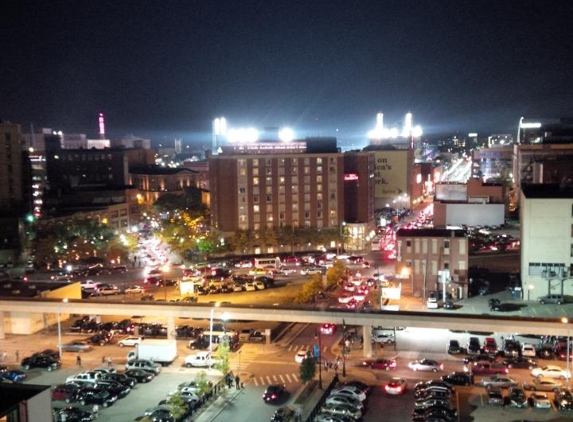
[15,350,19,362]
[102,356,105,364]
[76,354,82,366]
[235,374,240,389]
[107,356,113,367]
[92,404,99,418]
[2,351,6,362]
[324,360,329,372]
[0,350,4,362]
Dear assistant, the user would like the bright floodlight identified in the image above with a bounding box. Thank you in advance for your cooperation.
[520,122,542,129]
[412,125,423,137]
[227,127,259,143]
[279,127,295,142]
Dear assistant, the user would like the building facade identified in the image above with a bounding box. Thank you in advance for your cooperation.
[520,184,573,301]
[395,228,469,299]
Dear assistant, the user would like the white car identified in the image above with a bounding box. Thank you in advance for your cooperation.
[125,285,144,294]
[320,405,361,420]
[408,359,443,372]
[118,336,144,347]
[338,293,353,304]
[295,350,308,364]
[325,394,363,410]
[529,392,551,408]
[329,387,367,402]
[531,365,571,379]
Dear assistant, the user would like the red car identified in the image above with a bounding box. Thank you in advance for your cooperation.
[320,323,337,335]
[466,361,508,375]
[361,358,396,370]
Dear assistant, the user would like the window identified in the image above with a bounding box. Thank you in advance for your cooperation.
[253,168,259,176]
[253,205,260,213]
[266,195,272,202]
[317,193,322,200]
[266,186,272,194]
[279,177,285,185]
[239,188,246,194]
[253,195,259,203]
[304,166,310,174]
[304,194,310,202]
[317,158,322,164]
[444,262,450,270]
[317,166,322,173]
[239,168,246,176]
[266,158,272,166]
[253,177,259,185]
[317,211,322,218]
[253,159,259,166]
[267,213,273,222]
[266,167,272,175]
[444,240,450,249]
[406,240,412,247]
[279,212,285,220]
[317,175,322,183]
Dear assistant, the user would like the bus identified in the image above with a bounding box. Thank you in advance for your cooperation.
[253,257,281,269]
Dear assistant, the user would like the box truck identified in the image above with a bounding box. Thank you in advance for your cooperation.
[126,339,178,366]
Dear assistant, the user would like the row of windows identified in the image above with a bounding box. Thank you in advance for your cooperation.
[61,154,114,161]
[238,157,327,167]
[528,262,567,277]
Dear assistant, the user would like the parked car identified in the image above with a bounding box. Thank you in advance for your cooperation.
[124,368,155,383]
[99,372,136,387]
[51,383,82,402]
[487,388,504,406]
[529,392,551,408]
[507,386,528,408]
[467,337,482,354]
[118,336,144,347]
[554,389,573,410]
[480,375,517,389]
[0,369,26,382]
[483,337,498,354]
[447,340,462,354]
[53,406,96,422]
[125,359,161,375]
[538,294,565,305]
[523,377,562,392]
[125,285,144,294]
[74,387,117,407]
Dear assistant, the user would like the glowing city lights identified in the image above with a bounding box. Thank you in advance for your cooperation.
[227,127,259,143]
[367,112,423,140]
[278,127,295,142]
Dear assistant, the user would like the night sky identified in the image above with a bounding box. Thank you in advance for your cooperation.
[1,0,572,143]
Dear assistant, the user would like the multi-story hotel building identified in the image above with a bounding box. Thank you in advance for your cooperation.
[209,138,345,237]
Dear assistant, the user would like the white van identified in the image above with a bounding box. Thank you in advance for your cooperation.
[521,343,536,358]
[371,330,395,344]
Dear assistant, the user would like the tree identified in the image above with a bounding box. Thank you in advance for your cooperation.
[326,259,347,289]
[293,274,323,304]
[299,356,317,384]
[165,393,189,420]
[193,370,212,397]
[214,341,231,375]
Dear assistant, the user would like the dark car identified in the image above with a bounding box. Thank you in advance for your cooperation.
[467,361,509,375]
[463,353,496,365]
[412,405,457,421]
[51,383,83,402]
[32,349,60,360]
[21,354,61,371]
[467,337,482,354]
[554,389,573,411]
[503,356,538,370]
[263,384,287,403]
[53,406,96,422]
[270,407,296,422]
[414,380,455,394]
[487,388,504,406]
[441,372,473,386]
[414,397,452,409]
[501,339,520,358]
[99,372,136,387]
[74,387,117,407]
[447,340,462,354]
[94,379,131,399]
[360,358,396,370]
[125,368,155,383]
[507,386,528,408]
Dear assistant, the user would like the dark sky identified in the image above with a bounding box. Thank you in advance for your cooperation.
[1,0,572,143]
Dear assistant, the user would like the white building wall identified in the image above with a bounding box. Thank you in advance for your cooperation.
[520,194,573,300]
[445,204,504,227]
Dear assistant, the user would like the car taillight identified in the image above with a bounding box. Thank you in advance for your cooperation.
[384,385,389,391]
[396,386,402,392]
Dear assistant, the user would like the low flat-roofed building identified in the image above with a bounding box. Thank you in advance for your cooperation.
[0,383,52,422]
[520,183,573,300]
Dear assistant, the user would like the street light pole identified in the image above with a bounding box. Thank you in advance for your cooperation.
[57,298,68,359]
[319,330,323,389]
[563,317,571,387]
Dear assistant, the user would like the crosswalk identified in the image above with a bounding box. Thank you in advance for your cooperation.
[250,372,300,386]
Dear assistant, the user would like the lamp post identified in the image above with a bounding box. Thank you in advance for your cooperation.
[208,302,221,356]
[562,317,571,387]
[528,284,534,301]
[315,329,323,390]
[57,298,68,359]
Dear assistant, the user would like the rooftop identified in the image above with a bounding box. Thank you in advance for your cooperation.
[521,183,573,199]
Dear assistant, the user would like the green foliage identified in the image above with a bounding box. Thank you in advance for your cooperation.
[214,341,230,374]
[293,274,324,304]
[299,356,317,384]
[194,371,212,397]
[326,259,347,289]
[165,393,188,419]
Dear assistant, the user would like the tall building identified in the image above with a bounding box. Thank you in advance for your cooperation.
[209,138,344,236]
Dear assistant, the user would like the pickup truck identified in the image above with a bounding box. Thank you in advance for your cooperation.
[65,371,102,384]
[184,351,220,368]
[249,331,265,343]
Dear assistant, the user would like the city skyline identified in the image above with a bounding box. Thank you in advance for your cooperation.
[1,0,572,143]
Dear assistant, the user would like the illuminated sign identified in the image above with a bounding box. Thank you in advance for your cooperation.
[344,173,359,181]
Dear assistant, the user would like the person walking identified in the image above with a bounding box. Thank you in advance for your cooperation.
[76,354,82,366]
[102,356,105,364]
[235,374,240,389]
[15,350,19,362]
[92,404,99,418]
[107,356,113,367]
[2,351,7,362]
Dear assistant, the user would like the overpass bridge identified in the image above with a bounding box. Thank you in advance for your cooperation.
[0,298,567,357]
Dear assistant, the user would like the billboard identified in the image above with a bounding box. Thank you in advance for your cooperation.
[373,150,410,198]
[435,183,468,201]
